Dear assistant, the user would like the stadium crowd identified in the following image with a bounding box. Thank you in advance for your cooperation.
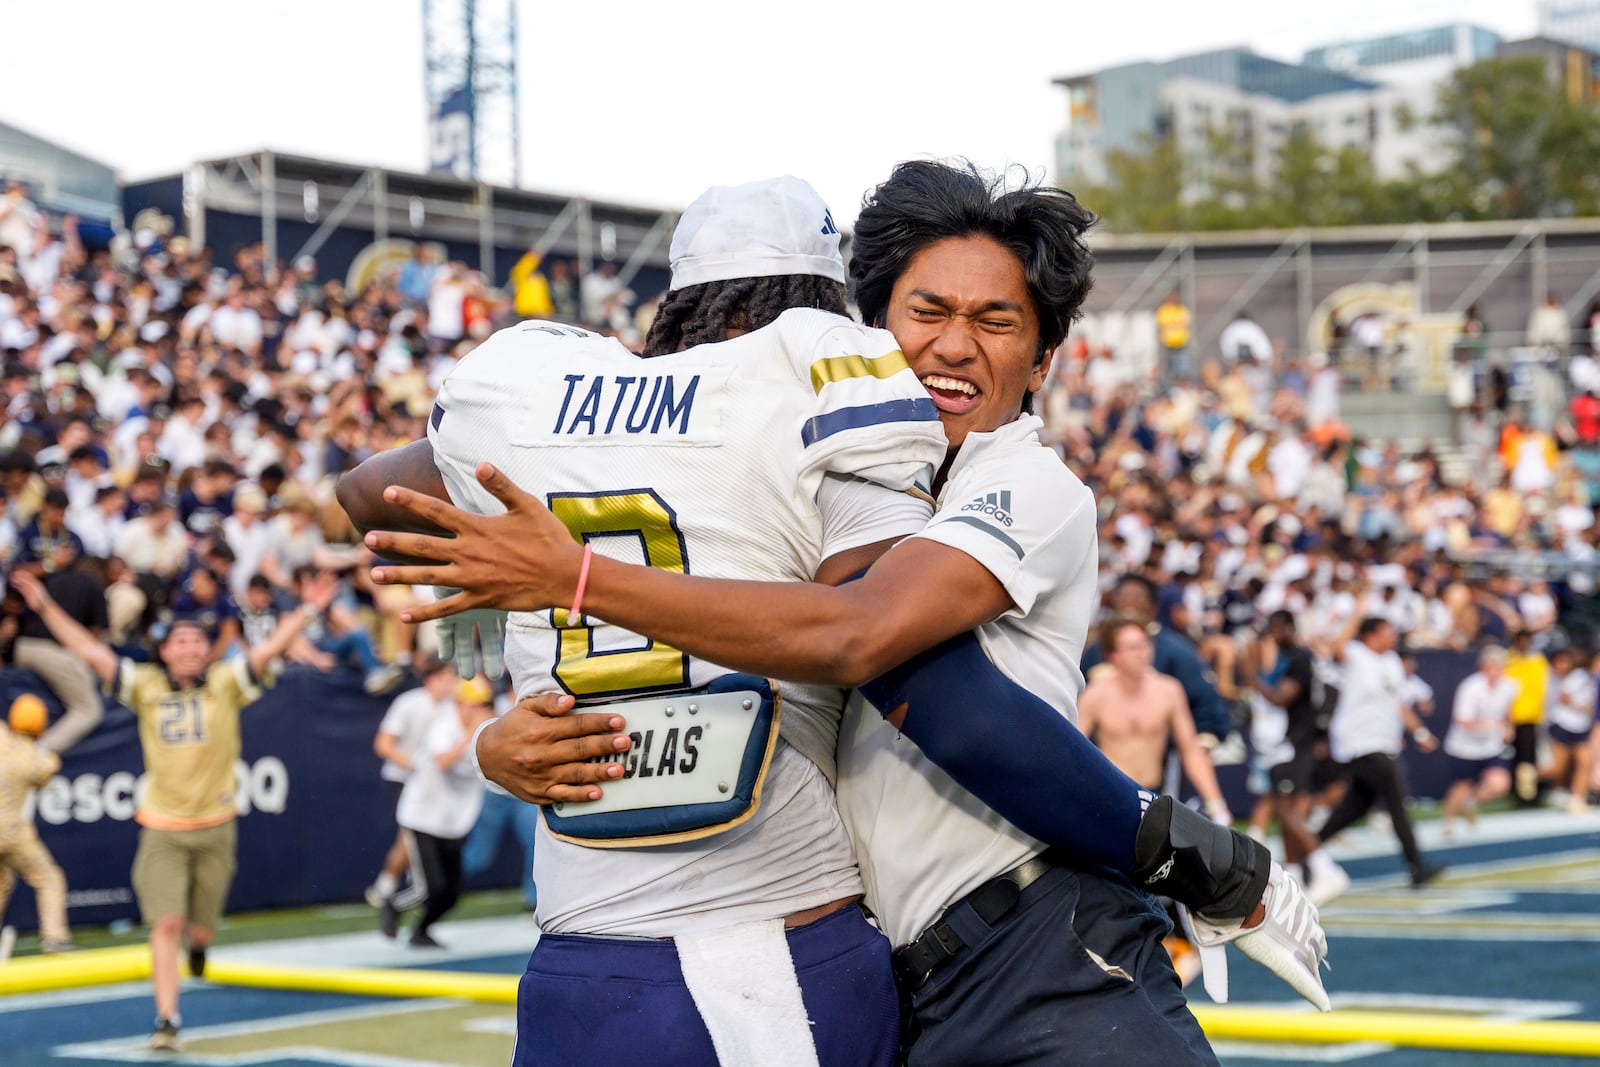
[1044,307,1600,812]
[0,172,1597,943]
[0,179,669,708]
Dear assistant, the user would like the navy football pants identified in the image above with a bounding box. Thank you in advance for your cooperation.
[903,865,1218,1067]
[514,904,898,1067]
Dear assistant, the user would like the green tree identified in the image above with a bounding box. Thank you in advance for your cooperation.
[1431,54,1600,219]
[1078,132,1187,232]
[1070,53,1600,232]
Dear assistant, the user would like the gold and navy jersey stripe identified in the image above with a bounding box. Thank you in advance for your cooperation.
[809,350,912,392]
[801,397,940,447]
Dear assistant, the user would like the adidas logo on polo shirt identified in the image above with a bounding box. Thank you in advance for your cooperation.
[960,491,1013,527]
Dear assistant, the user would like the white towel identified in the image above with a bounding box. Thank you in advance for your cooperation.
[676,919,820,1067]
[1177,902,1230,1004]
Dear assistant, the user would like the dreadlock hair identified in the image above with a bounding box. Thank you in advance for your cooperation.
[642,274,847,357]
[849,159,1095,413]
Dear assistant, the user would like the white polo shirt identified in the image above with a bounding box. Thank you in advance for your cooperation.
[377,686,454,784]
[1549,668,1597,735]
[1444,673,1518,761]
[396,710,485,840]
[1328,640,1407,763]
[836,414,1101,948]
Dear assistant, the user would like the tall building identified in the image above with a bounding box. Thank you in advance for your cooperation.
[1539,0,1600,51]
[1054,25,1497,198]
[1054,49,1376,191]
[1303,24,1499,83]
[1500,34,1600,103]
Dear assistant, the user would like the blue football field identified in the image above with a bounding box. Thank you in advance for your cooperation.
[1,808,1596,1066]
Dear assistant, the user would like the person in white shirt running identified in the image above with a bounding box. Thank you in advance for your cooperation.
[388,674,493,947]
[1320,617,1445,887]
[365,657,456,914]
[1543,644,1597,814]
[1442,644,1516,836]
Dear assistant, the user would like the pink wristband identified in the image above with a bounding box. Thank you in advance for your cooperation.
[569,543,594,621]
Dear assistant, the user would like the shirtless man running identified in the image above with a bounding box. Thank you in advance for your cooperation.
[1080,616,1231,821]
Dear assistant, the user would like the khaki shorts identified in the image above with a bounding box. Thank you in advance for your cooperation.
[132,821,238,932]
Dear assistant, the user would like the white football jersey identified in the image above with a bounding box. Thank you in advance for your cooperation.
[834,414,1101,948]
[429,309,946,935]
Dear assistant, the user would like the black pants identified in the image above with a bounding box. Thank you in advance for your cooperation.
[399,829,463,935]
[902,863,1217,1067]
[1318,752,1428,874]
[1512,723,1542,804]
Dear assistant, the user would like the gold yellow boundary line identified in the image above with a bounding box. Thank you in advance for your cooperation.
[206,959,517,1003]
[1192,1006,1600,1058]
[7,951,1600,1058]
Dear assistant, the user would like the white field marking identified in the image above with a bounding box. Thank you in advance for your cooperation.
[1319,889,1517,916]
[1328,992,1584,1021]
[1323,915,1600,941]
[0,980,152,1013]
[209,914,538,969]
[1482,864,1600,888]
[461,1015,519,1035]
[1322,809,1600,862]
[1209,1040,1394,1062]
[1329,848,1600,895]
[1423,850,1600,888]
[55,997,464,1059]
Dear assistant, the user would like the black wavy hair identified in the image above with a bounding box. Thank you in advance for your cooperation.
[849,160,1095,411]
[642,275,847,357]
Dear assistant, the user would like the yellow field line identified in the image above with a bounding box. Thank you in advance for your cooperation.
[1193,1005,1600,1058]
[0,945,149,994]
[205,959,518,1004]
[8,952,1600,1058]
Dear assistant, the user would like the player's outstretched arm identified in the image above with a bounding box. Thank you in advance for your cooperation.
[10,570,118,688]
[367,463,1011,686]
[338,441,507,680]
[336,440,452,558]
[860,633,1327,1009]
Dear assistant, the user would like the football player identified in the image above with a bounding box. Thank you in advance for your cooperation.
[352,162,1328,1066]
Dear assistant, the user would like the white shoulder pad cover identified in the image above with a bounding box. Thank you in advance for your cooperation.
[775,308,946,504]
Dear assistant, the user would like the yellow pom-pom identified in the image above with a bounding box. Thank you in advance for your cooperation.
[7,693,48,737]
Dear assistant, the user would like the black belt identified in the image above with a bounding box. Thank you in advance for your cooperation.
[891,850,1061,990]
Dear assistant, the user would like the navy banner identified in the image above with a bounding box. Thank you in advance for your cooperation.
[1,667,523,934]
[0,649,1496,934]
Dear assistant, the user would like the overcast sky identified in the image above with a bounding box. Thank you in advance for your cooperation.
[1,0,1542,225]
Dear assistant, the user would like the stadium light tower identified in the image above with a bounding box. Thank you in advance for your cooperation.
[422,0,521,187]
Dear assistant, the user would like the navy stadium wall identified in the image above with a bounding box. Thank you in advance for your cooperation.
[120,176,185,240]
[118,180,673,303]
[0,650,1488,935]
[0,666,525,934]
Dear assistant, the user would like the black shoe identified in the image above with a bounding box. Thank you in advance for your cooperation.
[1411,863,1446,888]
[409,929,444,949]
[187,944,207,977]
[379,900,399,939]
[149,1016,181,1051]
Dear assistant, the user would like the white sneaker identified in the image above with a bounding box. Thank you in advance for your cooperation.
[0,926,15,964]
[1307,863,1351,908]
[363,663,406,696]
[1190,863,1331,1011]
